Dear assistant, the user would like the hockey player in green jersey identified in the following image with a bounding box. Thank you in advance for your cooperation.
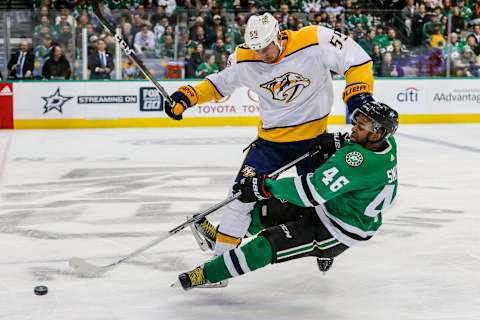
[174,101,399,290]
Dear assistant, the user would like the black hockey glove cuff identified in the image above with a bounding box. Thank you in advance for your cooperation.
[312,132,349,158]
[342,82,374,114]
[233,175,272,203]
[346,92,374,114]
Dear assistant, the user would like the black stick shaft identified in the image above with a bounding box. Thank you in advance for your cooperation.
[92,0,173,105]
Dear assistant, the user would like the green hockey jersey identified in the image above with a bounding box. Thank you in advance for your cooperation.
[265,136,398,246]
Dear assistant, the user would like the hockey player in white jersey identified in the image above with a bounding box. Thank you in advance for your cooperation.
[164,13,376,255]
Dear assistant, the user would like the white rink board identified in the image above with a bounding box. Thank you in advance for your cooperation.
[12,81,264,120]
[11,79,480,124]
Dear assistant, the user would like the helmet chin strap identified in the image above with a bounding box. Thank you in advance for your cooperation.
[272,33,284,61]
[366,131,385,144]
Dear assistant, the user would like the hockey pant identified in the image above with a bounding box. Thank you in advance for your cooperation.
[215,136,328,255]
[204,198,349,283]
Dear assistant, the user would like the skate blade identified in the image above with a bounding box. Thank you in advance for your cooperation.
[196,280,229,289]
[170,279,183,289]
[188,217,212,252]
[170,279,229,290]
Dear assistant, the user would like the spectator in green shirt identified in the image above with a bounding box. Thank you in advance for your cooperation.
[371,44,382,76]
[212,38,229,63]
[373,25,390,49]
[457,0,474,20]
[385,27,400,48]
[284,0,304,12]
[359,28,376,57]
[195,54,219,78]
[347,6,371,30]
[156,34,175,59]
[34,15,59,39]
[442,0,454,16]
[35,35,55,62]
[442,32,465,59]
[224,35,235,54]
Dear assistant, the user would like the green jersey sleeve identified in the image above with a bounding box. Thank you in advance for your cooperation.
[266,137,397,208]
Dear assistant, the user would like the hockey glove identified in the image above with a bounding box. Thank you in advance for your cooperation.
[342,82,374,114]
[165,85,199,120]
[233,175,272,203]
[312,132,349,158]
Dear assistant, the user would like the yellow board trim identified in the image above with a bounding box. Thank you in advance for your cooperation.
[14,115,346,130]
[399,114,480,123]
[13,114,480,130]
[15,117,260,129]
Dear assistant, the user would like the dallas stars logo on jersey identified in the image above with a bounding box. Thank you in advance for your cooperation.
[345,151,363,167]
[260,72,311,103]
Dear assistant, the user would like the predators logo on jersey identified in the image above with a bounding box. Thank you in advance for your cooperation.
[260,72,311,103]
[241,165,256,177]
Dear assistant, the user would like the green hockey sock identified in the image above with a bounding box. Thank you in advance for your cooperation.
[204,236,273,283]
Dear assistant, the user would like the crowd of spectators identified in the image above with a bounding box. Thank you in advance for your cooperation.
[4,0,480,80]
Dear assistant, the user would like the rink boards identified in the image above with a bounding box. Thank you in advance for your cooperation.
[1,79,479,129]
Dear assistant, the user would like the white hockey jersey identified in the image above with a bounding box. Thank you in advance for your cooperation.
[206,25,372,142]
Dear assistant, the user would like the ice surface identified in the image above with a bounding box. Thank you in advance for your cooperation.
[0,125,479,320]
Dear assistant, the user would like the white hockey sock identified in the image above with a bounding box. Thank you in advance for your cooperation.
[215,199,254,255]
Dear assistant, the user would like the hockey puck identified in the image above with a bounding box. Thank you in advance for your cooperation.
[34,285,48,296]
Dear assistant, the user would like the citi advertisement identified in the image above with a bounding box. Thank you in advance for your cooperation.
[396,87,419,103]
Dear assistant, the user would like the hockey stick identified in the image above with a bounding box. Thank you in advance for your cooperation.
[69,147,320,276]
[91,0,173,105]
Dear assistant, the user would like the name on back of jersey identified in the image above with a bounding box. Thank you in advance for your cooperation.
[387,165,397,183]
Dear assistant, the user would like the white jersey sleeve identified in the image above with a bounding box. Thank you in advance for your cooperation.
[205,51,242,97]
[316,26,372,75]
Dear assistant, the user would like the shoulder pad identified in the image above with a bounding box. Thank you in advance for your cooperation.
[235,43,263,63]
[282,26,319,57]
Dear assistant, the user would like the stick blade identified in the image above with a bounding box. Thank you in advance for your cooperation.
[69,257,107,277]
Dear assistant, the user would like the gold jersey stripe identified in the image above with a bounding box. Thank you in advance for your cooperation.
[344,61,374,92]
[194,79,224,104]
[257,116,328,142]
[236,26,319,64]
